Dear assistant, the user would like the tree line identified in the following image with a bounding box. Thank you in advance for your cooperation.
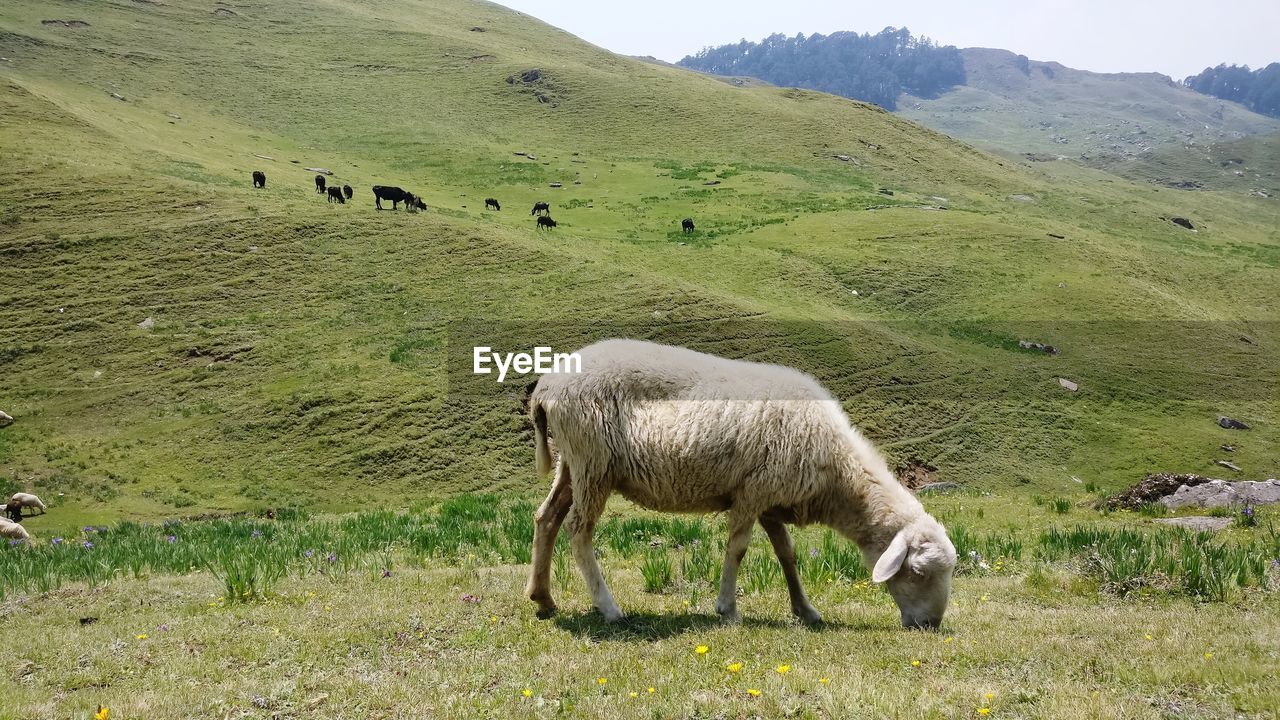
[1183,63,1280,118]
[676,27,965,111]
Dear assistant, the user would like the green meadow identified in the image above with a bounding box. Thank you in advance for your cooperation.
[0,0,1278,717]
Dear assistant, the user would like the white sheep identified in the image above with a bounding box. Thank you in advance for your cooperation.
[10,493,47,515]
[0,410,13,427]
[0,518,31,541]
[525,339,956,629]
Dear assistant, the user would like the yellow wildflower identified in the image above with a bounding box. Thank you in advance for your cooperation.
[629,691,638,698]
[727,662,743,673]
[647,687,655,694]
[94,707,110,720]
[911,660,921,667]
[135,634,148,641]
[597,677,608,685]
[978,709,991,717]
[1204,652,1213,661]
[944,636,954,643]
[984,693,994,700]
[522,688,533,698]
[696,645,709,655]
[819,677,830,685]
[1145,634,1153,640]
[776,664,791,675]
[747,688,761,697]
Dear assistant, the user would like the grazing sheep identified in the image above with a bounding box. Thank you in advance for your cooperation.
[0,409,12,427]
[681,218,695,233]
[536,215,557,230]
[326,186,346,204]
[252,170,266,188]
[10,493,46,515]
[315,175,327,194]
[526,339,956,629]
[531,201,550,216]
[343,184,353,200]
[0,518,30,541]
[485,198,501,211]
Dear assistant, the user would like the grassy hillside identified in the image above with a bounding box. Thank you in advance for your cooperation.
[0,0,1277,540]
[898,48,1280,187]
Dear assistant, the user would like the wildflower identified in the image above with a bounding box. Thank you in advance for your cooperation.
[911,660,921,667]
[157,624,169,632]
[819,677,830,685]
[490,616,498,623]
[1145,634,1153,641]
[304,549,315,558]
[695,645,709,655]
[776,664,791,675]
[1204,652,1213,661]
[83,526,95,534]
[323,605,332,612]
[51,537,64,546]
[747,688,761,697]
[944,636,955,643]
[7,539,22,547]
[95,707,110,720]
[597,677,608,685]
[808,547,819,558]
[522,688,533,698]
[628,692,638,698]
[984,693,994,701]
[83,541,95,550]
[978,709,991,716]
[727,662,742,673]
[135,634,148,640]
[166,535,177,543]
[381,568,392,578]
[327,553,337,564]
[647,687,655,694]
[980,595,989,602]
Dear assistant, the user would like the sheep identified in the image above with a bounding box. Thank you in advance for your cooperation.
[10,492,47,515]
[0,518,30,541]
[525,339,956,629]
[0,409,13,427]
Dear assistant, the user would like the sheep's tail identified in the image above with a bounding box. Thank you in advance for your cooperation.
[531,393,553,477]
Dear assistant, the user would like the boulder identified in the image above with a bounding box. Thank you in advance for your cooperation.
[1216,460,1241,472]
[1217,415,1249,430]
[137,317,155,330]
[1154,516,1232,532]
[1057,377,1079,392]
[1170,217,1195,230]
[1098,473,1214,510]
[1161,479,1280,509]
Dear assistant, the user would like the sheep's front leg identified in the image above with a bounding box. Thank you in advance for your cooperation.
[567,488,622,622]
[715,512,756,623]
[526,462,573,618]
[760,517,822,625]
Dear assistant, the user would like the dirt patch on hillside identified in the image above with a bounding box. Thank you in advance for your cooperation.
[895,458,939,489]
[1097,473,1214,510]
[41,20,90,28]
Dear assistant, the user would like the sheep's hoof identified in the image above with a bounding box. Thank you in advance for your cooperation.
[794,607,824,626]
[535,605,557,620]
[715,605,741,624]
[598,607,625,623]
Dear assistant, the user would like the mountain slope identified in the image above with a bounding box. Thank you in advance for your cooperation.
[0,0,1276,531]
[898,48,1280,184]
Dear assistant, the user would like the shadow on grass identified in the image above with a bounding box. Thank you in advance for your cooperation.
[551,610,879,642]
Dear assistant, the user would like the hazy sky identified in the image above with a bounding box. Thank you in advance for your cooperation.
[494,0,1278,80]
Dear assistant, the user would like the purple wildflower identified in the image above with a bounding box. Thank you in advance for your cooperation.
[382,568,392,578]
[51,537,64,546]
[8,539,23,547]
[83,541,95,549]
[166,535,178,543]
[304,549,315,559]
[326,553,337,564]
[808,547,820,558]
[157,623,170,632]
[82,526,95,534]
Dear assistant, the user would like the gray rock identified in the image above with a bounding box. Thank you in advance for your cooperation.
[137,317,155,330]
[1216,460,1242,472]
[1217,416,1249,430]
[915,482,960,495]
[1154,516,1232,531]
[1058,377,1079,392]
[1161,479,1280,509]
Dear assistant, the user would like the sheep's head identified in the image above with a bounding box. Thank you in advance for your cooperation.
[872,517,956,630]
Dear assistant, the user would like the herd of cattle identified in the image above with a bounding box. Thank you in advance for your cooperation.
[250,171,696,233]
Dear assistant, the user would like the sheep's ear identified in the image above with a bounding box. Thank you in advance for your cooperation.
[872,531,909,583]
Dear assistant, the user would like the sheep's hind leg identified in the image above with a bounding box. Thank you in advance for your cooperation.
[527,462,573,618]
[760,517,822,625]
[715,510,756,623]
[567,484,622,622]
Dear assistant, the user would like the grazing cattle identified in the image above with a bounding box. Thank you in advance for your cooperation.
[682,218,695,233]
[327,186,346,204]
[252,171,266,188]
[537,215,557,230]
[485,198,501,211]
[315,175,326,194]
[343,184,353,200]
[373,185,409,210]
[531,201,550,216]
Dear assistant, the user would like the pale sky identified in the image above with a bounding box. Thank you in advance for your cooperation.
[494,0,1278,80]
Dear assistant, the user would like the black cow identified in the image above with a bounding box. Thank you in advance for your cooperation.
[315,175,326,194]
[531,201,550,216]
[343,184,353,200]
[485,198,501,211]
[373,185,408,210]
[252,171,266,188]
[327,186,346,204]
[681,218,695,233]
[537,215,557,230]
